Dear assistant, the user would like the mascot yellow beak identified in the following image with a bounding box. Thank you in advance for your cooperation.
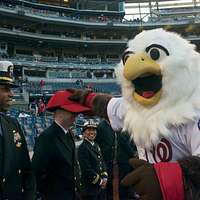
[123,53,162,107]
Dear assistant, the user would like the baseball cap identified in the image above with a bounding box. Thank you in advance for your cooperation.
[0,61,19,88]
[46,90,91,113]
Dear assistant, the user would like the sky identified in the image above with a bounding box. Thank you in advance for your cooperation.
[124,0,200,21]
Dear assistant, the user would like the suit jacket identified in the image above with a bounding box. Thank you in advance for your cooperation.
[0,115,36,200]
[78,139,107,193]
[32,122,78,200]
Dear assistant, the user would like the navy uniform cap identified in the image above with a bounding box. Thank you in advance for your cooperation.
[82,119,98,132]
[0,61,19,88]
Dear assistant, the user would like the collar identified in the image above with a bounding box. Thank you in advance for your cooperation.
[85,138,95,146]
[55,120,69,134]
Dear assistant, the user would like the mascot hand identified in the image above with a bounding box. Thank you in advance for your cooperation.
[121,158,162,200]
[67,88,92,104]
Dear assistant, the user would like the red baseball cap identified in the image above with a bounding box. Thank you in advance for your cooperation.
[46,90,91,113]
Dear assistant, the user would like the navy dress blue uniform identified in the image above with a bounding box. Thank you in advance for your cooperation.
[78,139,108,200]
[32,89,91,200]
[32,122,80,200]
[0,114,36,200]
[0,61,36,200]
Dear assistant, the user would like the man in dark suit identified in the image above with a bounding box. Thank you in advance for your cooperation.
[78,119,108,200]
[32,90,91,200]
[0,61,36,200]
[96,119,137,200]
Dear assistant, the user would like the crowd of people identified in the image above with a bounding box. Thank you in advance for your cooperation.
[32,89,137,200]
[0,60,137,200]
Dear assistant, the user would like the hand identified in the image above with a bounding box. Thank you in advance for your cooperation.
[67,88,92,104]
[121,158,162,200]
[100,179,107,189]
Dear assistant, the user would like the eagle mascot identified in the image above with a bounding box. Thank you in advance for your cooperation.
[69,28,200,200]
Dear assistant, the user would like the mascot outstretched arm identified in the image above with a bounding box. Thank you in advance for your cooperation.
[69,29,200,200]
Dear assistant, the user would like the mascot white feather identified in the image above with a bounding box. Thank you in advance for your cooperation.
[69,28,200,200]
[116,28,200,149]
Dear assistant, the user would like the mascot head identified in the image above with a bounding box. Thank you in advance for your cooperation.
[116,28,200,148]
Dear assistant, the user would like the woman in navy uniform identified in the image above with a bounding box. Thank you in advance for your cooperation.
[0,61,36,200]
[78,120,108,200]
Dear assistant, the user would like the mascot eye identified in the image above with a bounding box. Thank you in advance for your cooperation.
[149,48,160,60]
[146,44,169,61]
[122,51,134,65]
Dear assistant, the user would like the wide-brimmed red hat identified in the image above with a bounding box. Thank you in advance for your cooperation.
[47,90,91,113]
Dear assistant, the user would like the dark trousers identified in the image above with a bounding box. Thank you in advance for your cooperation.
[36,191,81,200]
[81,188,106,200]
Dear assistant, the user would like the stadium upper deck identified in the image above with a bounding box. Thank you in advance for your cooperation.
[1,0,200,102]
